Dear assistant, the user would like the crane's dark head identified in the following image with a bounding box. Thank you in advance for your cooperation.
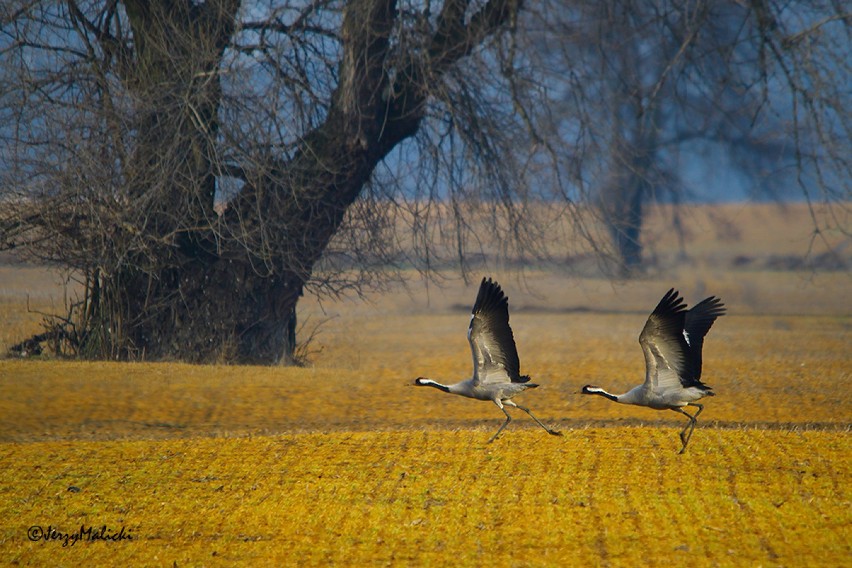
[581,385,619,402]
[580,385,612,398]
[414,377,431,386]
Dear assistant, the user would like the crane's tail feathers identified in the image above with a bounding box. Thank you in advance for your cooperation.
[695,384,715,395]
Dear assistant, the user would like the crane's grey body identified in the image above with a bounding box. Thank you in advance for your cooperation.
[582,288,725,453]
[421,378,535,402]
[415,277,561,443]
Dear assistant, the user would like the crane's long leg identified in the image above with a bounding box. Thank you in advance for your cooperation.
[683,403,705,451]
[488,402,513,443]
[504,400,562,437]
[672,407,697,454]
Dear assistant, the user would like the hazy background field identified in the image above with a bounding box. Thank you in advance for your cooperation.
[0,202,849,566]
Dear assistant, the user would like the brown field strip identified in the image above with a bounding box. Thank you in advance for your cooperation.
[1,310,848,442]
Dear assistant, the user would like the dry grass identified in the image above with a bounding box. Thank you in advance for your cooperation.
[0,265,72,354]
[0,203,850,565]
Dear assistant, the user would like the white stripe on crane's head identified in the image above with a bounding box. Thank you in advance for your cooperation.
[683,330,691,346]
[581,385,620,402]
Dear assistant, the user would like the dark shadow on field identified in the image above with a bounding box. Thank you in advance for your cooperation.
[0,416,847,444]
[405,418,850,433]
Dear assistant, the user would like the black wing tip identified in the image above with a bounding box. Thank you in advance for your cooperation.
[472,276,508,315]
[654,288,687,317]
[695,296,727,317]
[514,374,533,384]
[658,289,729,319]
[479,276,503,295]
[688,296,727,326]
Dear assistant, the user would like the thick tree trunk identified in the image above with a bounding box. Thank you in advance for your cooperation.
[104,259,302,364]
[605,177,645,272]
[600,141,650,275]
[600,85,662,276]
[599,174,643,276]
[91,0,287,363]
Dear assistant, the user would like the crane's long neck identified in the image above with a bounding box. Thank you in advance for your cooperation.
[415,378,452,393]
[582,386,623,403]
[583,385,647,405]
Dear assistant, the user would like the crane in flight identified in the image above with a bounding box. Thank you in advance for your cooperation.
[415,277,562,443]
[582,288,725,454]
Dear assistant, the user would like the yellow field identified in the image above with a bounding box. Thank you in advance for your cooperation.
[0,309,849,566]
[0,203,850,566]
[1,429,848,567]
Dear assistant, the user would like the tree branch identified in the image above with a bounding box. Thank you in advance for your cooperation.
[429,0,521,72]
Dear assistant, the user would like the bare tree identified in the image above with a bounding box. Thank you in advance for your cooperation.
[534,0,851,272]
[1,0,572,364]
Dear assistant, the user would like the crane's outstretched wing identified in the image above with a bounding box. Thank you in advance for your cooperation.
[683,296,726,382]
[468,277,528,385]
[639,288,690,391]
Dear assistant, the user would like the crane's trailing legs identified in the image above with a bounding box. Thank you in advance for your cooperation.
[673,403,704,454]
[489,399,562,444]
